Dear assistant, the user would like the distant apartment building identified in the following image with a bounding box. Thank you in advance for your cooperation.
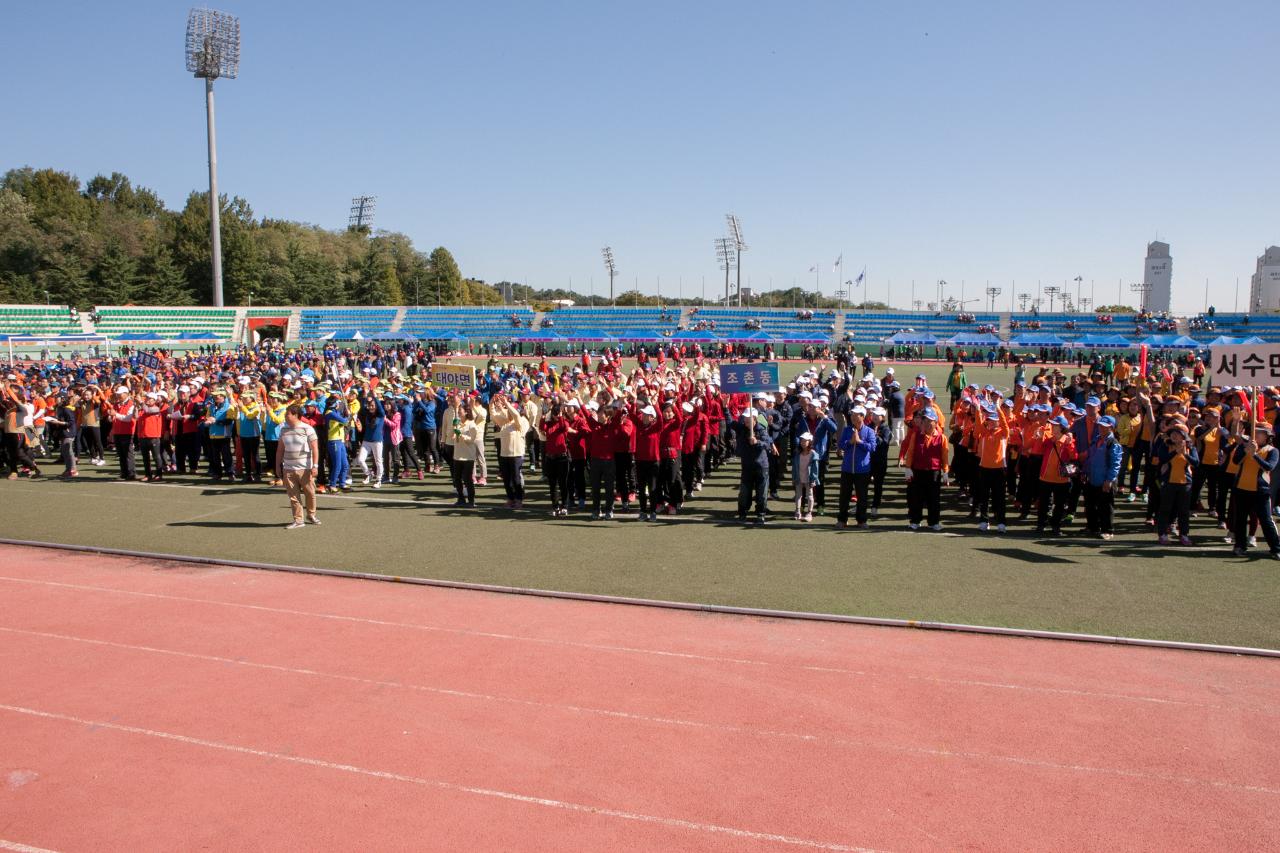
[1249,246,1280,311]
[1143,241,1172,313]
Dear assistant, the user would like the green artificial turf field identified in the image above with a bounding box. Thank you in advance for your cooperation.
[8,356,1275,649]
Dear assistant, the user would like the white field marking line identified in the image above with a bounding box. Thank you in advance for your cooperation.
[0,703,884,853]
[6,625,1277,797]
[164,503,239,527]
[0,842,61,853]
[0,574,1263,716]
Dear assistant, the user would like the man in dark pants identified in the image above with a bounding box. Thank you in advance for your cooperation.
[1083,415,1123,538]
[904,409,948,530]
[868,407,892,518]
[836,406,877,529]
[731,406,772,524]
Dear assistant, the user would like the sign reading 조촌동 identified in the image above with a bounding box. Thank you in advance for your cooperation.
[718,362,781,395]
[1208,344,1280,387]
[430,363,477,391]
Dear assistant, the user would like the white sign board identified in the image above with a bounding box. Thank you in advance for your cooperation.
[1209,343,1280,387]
[430,362,477,391]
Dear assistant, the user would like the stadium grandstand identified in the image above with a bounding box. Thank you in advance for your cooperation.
[8,303,1280,349]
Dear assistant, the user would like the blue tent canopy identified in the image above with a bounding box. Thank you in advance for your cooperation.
[1009,333,1067,347]
[174,330,220,340]
[319,329,367,341]
[721,330,778,343]
[113,331,164,341]
[1206,335,1266,346]
[513,329,564,342]
[560,328,616,342]
[613,328,668,342]
[1068,333,1134,349]
[1140,334,1201,347]
[671,329,721,342]
[407,329,465,340]
[884,331,938,346]
[944,332,1003,347]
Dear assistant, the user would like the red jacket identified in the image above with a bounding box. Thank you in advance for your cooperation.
[613,414,636,454]
[681,410,707,454]
[544,417,571,457]
[658,409,684,458]
[137,402,167,440]
[110,401,138,437]
[583,415,620,460]
[631,413,662,463]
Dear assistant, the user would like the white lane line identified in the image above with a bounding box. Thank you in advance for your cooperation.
[0,573,1264,715]
[0,703,883,853]
[5,625,1277,797]
[0,842,61,853]
[125,479,458,506]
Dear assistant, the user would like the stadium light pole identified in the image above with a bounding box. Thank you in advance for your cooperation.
[1130,281,1152,312]
[715,238,736,306]
[186,8,240,309]
[1044,286,1061,313]
[349,196,377,232]
[726,214,747,307]
[601,247,617,306]
[986,286,1001,313]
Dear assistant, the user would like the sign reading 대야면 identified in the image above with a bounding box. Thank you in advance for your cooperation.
[430,363,477,390]
[1208,344,1280,387]
[718,363,780,395]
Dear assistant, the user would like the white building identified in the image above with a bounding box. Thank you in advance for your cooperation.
[1143,241,1172,313]
[1249,246,1280,311]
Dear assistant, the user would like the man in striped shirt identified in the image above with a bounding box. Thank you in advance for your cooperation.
[275,404,320,530]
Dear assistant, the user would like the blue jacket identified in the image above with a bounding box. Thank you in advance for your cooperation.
[1084,433,1123,486]
[358,397,386,443]
[411,396,437,431]
[207,401,232,438]
[791,449,820,485]
[792,413,839,458]
[838,424,877,474]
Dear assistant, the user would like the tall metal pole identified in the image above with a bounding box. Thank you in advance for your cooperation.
[205,79,224,308]
[735,247,743,307]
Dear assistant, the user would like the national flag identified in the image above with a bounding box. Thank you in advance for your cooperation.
[833,254,842,271]
[808,266,817,273]
[855,270,865,284]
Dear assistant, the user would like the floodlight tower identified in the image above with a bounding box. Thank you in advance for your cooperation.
[349,196,377,232]
[1018,293,1030,312]
[601,247,617,306]
[186,8,240,308]
[1044,286,1061,313]
[986,286,1002,313]
[726,214,747,307]
[715,238,736,306]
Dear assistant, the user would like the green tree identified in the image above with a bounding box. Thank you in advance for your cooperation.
[427,246,466,305]
[93,244,139,304]
[137,242,194,306]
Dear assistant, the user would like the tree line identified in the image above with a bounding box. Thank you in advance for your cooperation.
[0,165,901,313]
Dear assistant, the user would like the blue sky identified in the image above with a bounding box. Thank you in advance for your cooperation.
[4,1,1276,311]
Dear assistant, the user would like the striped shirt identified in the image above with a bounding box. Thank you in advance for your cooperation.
[279,423,317,471]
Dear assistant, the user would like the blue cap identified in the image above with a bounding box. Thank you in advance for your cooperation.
[922,408,938,421]
[1098,415,1116,428]
[983,384,996,392]
[1015,379,1027,387]
[1086,396,1101,407]
[1051,415,1070,429]
[923,390,935,400]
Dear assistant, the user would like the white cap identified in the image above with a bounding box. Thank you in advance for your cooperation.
[852,405,867,415]
[178,385,191,393]
[799,431,814,442]
[640,405,657,417]
[681,402,694,413]
[586,401,599,411]
[565,398,581,407]
[115,386,129,395]
[798,391,813,400]
[872,407,887,417]
[754,392,771,401]
[238,376,251,385]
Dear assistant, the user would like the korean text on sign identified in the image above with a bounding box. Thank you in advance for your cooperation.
[430,363,477,391]
[1208,344,1280,386]
[718,363,781,395]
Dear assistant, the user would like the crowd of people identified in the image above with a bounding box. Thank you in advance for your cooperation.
[3,343,1278,558]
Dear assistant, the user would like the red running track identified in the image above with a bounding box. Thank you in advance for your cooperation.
[0,543,1277,852]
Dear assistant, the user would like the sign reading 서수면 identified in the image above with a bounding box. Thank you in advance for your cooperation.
[718,363,781,395]
[430,362,477,390]
[1209,343,1280,386]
